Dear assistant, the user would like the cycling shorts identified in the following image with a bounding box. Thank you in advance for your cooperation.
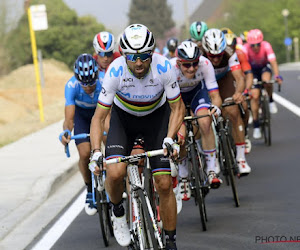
[252,64,272,83]
[180,83,211,114]
[74,105,95,145]
[106,102,171,175]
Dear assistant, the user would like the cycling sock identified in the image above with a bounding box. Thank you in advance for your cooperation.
[203,149,217,174]
[269,96,273,102]
[236,143,246,160]
[112,200,125,217]
[165,229,177,250]
[178,157,188,179]
[85,182,92,193]
[253,120,260,128]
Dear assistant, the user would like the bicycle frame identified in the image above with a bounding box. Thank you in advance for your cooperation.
[105,150,165,249]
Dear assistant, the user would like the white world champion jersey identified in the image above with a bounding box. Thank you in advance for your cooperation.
[97,53,181,116]
[170,56,219,93]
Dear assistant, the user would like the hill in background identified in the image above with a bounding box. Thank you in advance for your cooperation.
[0,59,72,147]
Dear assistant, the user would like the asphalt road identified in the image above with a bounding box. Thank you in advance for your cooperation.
[32,69,300,250]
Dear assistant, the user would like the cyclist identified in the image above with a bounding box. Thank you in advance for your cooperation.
[224,31,254,153]
[244,29,283,139]
[202,28,251,176]
[163,37,179,59]
[170,41,223,200]
[89,24,185,249]
[59,54,109,216]
[93,31,121,79]
[189,21,208,48]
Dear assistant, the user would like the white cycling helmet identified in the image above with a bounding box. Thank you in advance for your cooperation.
[93,31,115,54]
[119,24,155,54]
[176,41,201,61]
[202,28,227,55]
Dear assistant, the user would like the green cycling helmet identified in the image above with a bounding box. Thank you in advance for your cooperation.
[189,21,208,41]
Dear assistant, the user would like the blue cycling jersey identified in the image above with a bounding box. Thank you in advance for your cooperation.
[64,75,102,109]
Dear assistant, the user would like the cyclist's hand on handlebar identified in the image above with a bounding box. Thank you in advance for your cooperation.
[162,137,180,159]
[232,92,244,104]
[59,129,71,146]
[89,151,103,176]
[274,75,283,85]
[209,104,221,118]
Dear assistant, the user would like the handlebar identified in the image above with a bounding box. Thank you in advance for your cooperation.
[253,79,281,92]
[63,132,107,158]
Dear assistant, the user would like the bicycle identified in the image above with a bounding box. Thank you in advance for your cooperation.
[212,100,245,208]
[252,79,280,146]
[182,110,210,231]
[64,132,113,247]
[93,148,172,249]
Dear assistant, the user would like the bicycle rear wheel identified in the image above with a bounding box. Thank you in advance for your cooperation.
[190,143,207,231]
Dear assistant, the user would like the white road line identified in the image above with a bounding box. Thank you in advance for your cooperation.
[273,93,300,117]
[31,191,85,250]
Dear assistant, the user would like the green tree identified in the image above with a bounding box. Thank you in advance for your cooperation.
[209,0,300,63]
[128,0,175,39]
[4,0,106,70]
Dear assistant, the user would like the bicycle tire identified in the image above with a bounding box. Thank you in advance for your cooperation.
[220,132,240,207]
[95,188,110,247]
[190,142,207,231]
[137,188,159,250]
[262,96,271,146]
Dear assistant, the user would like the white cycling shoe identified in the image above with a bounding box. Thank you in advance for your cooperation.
[173,181,182,214]
[112,212,131,247]
[179,178,191,201]
[245,136,252,154]
[237,158,251,176]
[269,102,278,114]
[85,192,97,216]
[253,128,262,139]
[207,171,222,189]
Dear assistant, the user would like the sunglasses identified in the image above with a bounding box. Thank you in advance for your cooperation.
[125,53,152,62]
[250,43,261,48]
[79,80,97,87]
[207,51,225,58]
[98,51,113,57]
[181,61,199,68]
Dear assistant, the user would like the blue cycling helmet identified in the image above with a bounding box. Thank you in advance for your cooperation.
[74,54,98,84]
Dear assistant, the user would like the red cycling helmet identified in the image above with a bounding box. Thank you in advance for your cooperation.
[247,29,264,44]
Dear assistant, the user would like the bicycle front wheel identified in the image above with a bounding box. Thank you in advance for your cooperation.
[262,96,271,146]
[95,177,112,246]
[220,134,240,207]
[137,189,160,250]
[190,143,207,231]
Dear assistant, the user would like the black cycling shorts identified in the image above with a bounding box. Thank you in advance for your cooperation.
[105,103,171,175]
[74,105,95,145]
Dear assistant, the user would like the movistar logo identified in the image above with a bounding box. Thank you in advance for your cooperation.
[67,80,76,88]
[110,66,123,77]
[157,60,171,74]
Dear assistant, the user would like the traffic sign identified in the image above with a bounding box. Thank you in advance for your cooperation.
[284,37,292,46]
[30,4,48,31]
